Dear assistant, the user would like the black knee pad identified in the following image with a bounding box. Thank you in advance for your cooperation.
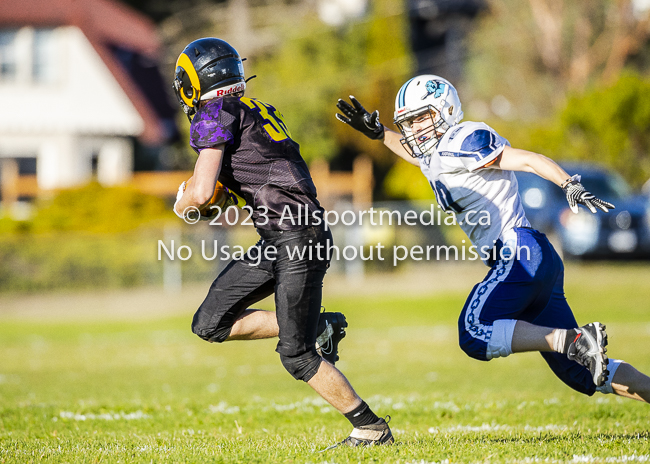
[280,350,323,382]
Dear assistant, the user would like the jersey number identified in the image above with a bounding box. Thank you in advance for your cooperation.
[241,97,292,142]
[430,180,463,213]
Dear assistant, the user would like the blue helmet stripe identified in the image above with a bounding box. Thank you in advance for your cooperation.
[398,78,415,108]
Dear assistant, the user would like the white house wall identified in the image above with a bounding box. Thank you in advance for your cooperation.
[0,26,143,190]
[0,133,133,190]
[38,135,83,189]
[0,26,144,136]
[96,139,133,186]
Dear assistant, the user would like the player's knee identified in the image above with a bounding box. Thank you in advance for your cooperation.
[485,320,516,360]
[279,350,322,382]
[459,319,516,361]
[191,307,233,343]
[459,335,489,361]
[458,321,489,361]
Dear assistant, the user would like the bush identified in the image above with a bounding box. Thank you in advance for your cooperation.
[0,184,221,293]
[501,73,650,189]
[0,182,173,235]
[35,182,173,233]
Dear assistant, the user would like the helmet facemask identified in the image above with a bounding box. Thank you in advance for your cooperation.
[173,68,200,120]
[395,106,449,158]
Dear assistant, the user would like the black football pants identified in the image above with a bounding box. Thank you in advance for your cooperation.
[191,225,332,382]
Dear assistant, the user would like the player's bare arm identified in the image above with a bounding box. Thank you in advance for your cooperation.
[384,127,420,166]
[491,146,570,186]
[493,146,615,214]
[173,145,225,217]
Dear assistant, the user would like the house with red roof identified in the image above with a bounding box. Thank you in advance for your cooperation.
[0,0,177,200]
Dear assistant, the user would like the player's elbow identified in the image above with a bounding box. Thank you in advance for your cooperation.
[193,191,213,206]
[191,184,215,206]
[517,150,557,174]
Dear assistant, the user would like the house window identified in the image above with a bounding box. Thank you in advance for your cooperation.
[0,30,18,81]
[17,157,37,176]
[33,29,57,83]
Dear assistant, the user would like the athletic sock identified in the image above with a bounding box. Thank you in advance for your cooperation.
[344,401,380,428]
[552,329,567,353]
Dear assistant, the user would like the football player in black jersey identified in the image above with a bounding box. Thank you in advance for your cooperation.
[171,38,393,448]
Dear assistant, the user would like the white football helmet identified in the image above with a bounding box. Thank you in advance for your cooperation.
[393,75,464,157]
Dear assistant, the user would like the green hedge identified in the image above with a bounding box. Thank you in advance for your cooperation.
[0,183,222,293]
[0,227,226,293]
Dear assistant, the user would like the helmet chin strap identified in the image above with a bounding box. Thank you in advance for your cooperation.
[184,84,200,121]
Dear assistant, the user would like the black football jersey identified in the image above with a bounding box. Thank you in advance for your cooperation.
[190,96,323,230]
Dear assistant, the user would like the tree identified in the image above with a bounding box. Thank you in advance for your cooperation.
[550,73,650,187]
[249,0,413,168]
[464,0,650,122]
[527,0,650,89]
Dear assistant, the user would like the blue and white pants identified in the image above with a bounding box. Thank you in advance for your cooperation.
[458,227,597,395]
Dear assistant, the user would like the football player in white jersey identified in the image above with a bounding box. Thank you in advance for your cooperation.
[336,75,650,403]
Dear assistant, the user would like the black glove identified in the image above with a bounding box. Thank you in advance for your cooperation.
[336,96,385,140]
[562,174,615,213]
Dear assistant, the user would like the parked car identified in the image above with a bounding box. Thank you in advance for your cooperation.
[515,163,650,259]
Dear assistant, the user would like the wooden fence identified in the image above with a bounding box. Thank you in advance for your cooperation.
[0,156,373,209]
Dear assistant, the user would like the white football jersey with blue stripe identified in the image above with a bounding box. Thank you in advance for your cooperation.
[419,121,531,252]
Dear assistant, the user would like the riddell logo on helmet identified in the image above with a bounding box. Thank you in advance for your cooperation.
[216,83,245,96]
[203,83,246,100]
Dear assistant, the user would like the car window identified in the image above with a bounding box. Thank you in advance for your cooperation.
[515,172,564,204]
[580,173,631,201]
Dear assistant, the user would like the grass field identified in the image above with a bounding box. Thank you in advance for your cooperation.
[1,263,649,463]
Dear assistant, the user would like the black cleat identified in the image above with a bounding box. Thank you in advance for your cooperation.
[316,311,348,365]
[567,322,609,387]
[323,417,394,451]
